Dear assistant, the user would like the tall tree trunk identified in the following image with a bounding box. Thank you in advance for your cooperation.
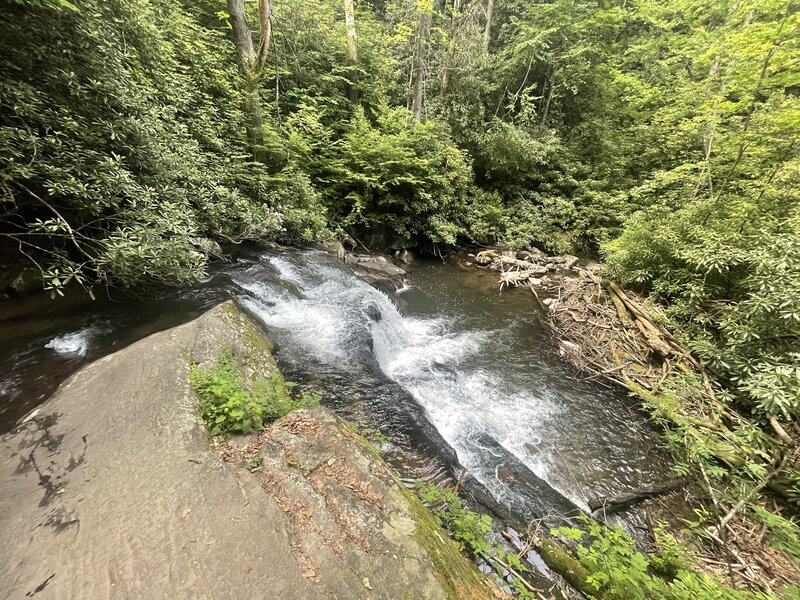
[226,0,273,162]
[411,10,431,121]
[483,0,493,52]
[343,0,359,103]
[441,0,462,94]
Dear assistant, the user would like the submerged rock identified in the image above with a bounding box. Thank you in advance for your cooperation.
[0,301,492,600]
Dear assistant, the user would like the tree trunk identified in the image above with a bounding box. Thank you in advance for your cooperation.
[343,0,359,103]
[227,0,256,70]
[411,10,431,121]
[483,0,493,52]
[588,480,685,515]
[441,0,462,94]
[226,0,272,162]
[242,76,267,163]
[344,0,357,61]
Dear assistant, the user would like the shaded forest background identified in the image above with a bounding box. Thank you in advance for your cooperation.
[1,1,800,592]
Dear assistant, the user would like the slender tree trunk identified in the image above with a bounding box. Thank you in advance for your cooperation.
[441,0,462,94]
[541,69,554,124]
[226,0,273,162]
[344,0,357,61]
[411,10,431,121]
[343,0,359,103]
[483,0,493,52]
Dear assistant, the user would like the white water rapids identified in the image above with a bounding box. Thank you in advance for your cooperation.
[230,251,666,510]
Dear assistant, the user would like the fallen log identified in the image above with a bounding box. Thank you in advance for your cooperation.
[588,479,684,514]
[534,537,607,600]
[497,255,548,275]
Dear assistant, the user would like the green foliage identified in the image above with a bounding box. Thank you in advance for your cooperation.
[417,483,533,599]
[189,349,320,436]
[325,107,474,245]
[553,516,773,600]
[748,505,800,561]
[0,0,327,291]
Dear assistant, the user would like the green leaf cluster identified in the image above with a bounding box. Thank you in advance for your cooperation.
[417,483,534,599]
[189,350,320,436]
[553,516,775,599]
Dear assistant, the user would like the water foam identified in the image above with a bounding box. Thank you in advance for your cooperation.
[45,328,95,356]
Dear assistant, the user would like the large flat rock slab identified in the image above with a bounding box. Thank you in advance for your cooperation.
[0,302,492,600]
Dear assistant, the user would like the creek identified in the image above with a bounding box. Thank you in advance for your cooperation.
[0,245,670,529]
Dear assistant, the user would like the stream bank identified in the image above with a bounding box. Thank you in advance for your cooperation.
[462,247,800,594]
[0,302,495,600]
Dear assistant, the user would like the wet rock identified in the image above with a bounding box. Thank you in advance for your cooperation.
[316,238,346,261]
[356,227,414,253]
[258,240,287,252]
[190,236,223,257]
[393,247,414,265]
[474,254,493,266]
[517,248,546,263]
[458,433,582,531]
[556,255,580,270]
[11,267,41,296]
[345,253,406,277]
[363,303,382,322]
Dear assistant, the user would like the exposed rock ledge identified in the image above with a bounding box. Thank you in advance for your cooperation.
[0,302,493,600]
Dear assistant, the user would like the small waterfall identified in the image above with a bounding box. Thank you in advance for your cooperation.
[228,251,586,511]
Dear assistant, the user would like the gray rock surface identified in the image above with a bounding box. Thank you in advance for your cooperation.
[11,267,41,295]
[316,238,346,261]
[345,253,407,277]
[0,302,489,600]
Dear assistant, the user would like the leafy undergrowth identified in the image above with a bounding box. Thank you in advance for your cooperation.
[418,483,537,599]
[190,349,320,435]
[551,515,793,600]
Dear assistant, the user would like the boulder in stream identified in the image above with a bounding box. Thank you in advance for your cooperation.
[315,238,346,261]
[345,252,407,277]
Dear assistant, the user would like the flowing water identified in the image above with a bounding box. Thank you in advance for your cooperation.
[0,246,669,524]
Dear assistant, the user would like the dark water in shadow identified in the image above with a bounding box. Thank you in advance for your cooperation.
[0,245,670,521]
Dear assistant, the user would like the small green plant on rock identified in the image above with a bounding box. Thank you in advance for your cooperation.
[190,349,320,436]
[417,483,534,599]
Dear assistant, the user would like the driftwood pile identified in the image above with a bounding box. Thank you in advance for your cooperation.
[473,248,800,593]
[472,248,579,290]
[548,268,698,392]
